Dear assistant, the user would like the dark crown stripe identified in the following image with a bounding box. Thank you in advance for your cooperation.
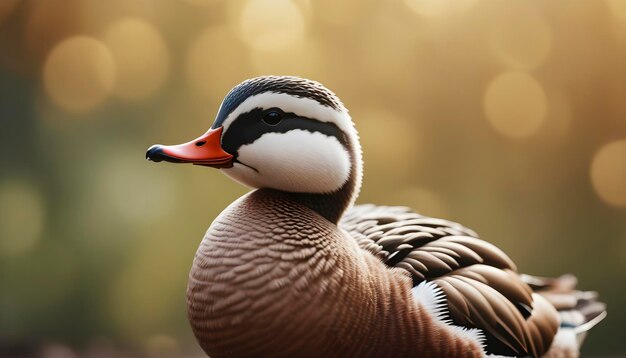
[212,76,341,129]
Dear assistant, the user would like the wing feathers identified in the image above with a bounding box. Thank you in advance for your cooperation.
[520,274,607,335]
[340,205,564,357]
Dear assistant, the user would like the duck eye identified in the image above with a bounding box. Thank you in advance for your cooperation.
[262,110,282,125]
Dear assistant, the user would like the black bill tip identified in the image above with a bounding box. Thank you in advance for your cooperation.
[146,145,166,162]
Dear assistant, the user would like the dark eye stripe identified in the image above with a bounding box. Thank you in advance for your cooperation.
[262,109,282,125]
[211,76,341,130]
[220,108,349,157]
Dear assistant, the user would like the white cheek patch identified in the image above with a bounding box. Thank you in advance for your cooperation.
[221,130,351,194]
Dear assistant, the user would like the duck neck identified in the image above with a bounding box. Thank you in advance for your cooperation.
[284,134,362,224]
[285,181,353,224]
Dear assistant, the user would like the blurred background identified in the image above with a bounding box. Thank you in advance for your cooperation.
[1,0,625,356]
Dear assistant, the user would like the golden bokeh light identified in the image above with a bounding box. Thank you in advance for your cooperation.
[103,18,170,100]
[393,187,448,218]
[404,0,476,17]
[250,39,321,75]
[180,0,222,6]
[543,92,572,141]
[590,139,626,207]
[490,3,552,70]
[23,1,82,58]
[238,0,306,52]
[312,0,368,26]
[78,0,157,34]
[606,0,626,21]
[2,1,626,355]
[0,0,20,25]
[186,26,250,98]
[358,12,420,85]
[484,72,547,139]
[0,179,45,257]
[43,36,116,113]
[356,107,419,181]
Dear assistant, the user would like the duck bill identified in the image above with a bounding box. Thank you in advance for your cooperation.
[146,127,234,168]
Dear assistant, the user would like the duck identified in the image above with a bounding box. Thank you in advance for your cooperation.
[146,76,606,358]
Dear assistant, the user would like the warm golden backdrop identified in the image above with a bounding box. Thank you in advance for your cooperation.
[1,0,625,356]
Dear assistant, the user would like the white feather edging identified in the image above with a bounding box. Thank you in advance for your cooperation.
[412,281,489,355]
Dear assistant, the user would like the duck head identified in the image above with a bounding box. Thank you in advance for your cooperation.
[147,76,363,222]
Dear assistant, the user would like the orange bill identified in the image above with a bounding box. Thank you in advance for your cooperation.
[146,127,234,168]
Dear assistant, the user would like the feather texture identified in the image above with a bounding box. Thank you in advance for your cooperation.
[341,204,564,357]
[188,190,487,358]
